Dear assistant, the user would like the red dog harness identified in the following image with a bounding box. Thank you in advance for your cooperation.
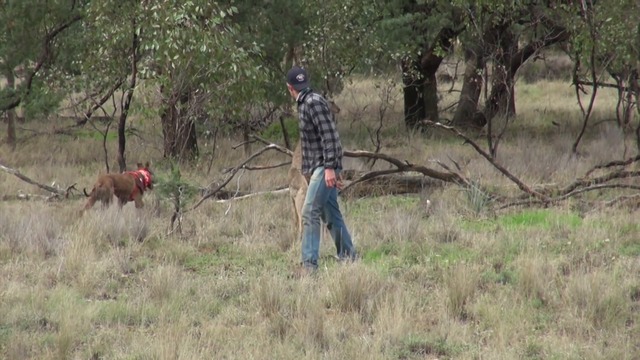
[126,169,153,201]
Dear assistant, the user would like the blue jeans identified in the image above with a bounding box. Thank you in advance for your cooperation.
[301,167,356,269]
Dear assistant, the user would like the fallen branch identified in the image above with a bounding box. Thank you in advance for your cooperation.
[584,155,640,176]
[0,162,68,196]
[424,120,551,203]
[498,182,640,210]
[215,188,290,203]
[343,149,467,185]
[560,169,640,195]
[189,143,290,211]
[339,169,405,194]
[222,161,290,174]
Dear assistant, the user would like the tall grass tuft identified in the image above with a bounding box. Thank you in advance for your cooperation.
[462,180,493,216]
[562,270,630,331]
[445,263,479,320]
[326,264,387,321]
[516,253,556,305]
[0,204,66,258]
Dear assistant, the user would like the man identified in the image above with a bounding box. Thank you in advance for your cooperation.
[286,66,356,271]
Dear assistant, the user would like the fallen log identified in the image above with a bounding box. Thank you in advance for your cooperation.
[340,170,445,198]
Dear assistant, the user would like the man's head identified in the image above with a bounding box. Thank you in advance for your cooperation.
[286,66,310,98]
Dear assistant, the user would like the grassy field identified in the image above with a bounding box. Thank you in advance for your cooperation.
[1,77,639,359]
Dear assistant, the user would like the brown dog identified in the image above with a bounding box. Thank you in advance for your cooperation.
[81,162,154,214]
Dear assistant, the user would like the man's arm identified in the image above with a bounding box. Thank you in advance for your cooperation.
[308,97,340,169]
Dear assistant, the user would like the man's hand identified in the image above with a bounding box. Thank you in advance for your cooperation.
[324,168,341,189]
[325,169,345,190]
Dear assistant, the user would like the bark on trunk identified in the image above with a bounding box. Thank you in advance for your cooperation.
[484,27,517,122]
[5,69,17,150]
[453,46,486,128]
[117,20,139,173]
[423,71,439,122]
[402,60,426,129]
[161,88,199,161]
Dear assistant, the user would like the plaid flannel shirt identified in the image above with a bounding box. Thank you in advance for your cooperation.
[297,89,343,175]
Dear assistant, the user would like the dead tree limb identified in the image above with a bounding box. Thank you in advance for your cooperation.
[215,188,290,203]
[189,144,290,211]
[343,149,468,185]
[560,169,640,195]
[584,155,640,176]
[499,183,640,210]
[222,161,291,173]
[248,135,294,156]
[423,120,551,203]
[0,162,67,196]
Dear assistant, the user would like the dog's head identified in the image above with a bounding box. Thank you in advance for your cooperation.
[136,161,154,190]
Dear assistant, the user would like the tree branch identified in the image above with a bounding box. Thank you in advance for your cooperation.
[424,121,551,203]
[189,144,289,211]
[0,14,82,112]
[0,162,67,196]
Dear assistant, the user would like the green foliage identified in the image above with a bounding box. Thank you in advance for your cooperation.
[0,0,82,111]
[462,181,493,216]
[260,116,299,144]
[153,163,199,210]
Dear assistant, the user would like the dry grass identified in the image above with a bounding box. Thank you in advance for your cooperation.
[1,77,639,359]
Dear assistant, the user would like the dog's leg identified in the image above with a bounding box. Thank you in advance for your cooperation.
[105,190,114,208]
[133,195,144,209]
[81,188,98,214]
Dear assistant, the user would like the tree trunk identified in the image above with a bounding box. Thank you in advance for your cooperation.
[423,71,439,122]
[484,26,517,122]
[116,112,127,173]
[117,18,140,173]
[484,67,516,122]
[161,88,199,161]
[5,69,17,150]
[402,59,425,129]
[453,46,486,128]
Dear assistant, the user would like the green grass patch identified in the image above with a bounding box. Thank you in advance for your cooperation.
[75,130,118,141]
[463,209,582,232]
[95,300,158,327]
[430,243,476,266]
[395,335,466,359]
[363,243,398,263]
[619,242,640,256]
[499,209,582,229]
[347,195,419,219]
[481,268,516,285]
[0,324,11,349]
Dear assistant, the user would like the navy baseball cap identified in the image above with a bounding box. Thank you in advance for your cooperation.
[286,66,310,91]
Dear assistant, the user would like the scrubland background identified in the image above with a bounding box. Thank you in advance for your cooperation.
[1,74,639,359]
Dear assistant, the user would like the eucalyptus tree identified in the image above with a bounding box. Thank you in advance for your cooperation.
[79,0,266,163]
[450,1,570,129]
[378,1,465,129]
[557,0,640,152]
[232,0,384,104]
[0,0,82,149]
